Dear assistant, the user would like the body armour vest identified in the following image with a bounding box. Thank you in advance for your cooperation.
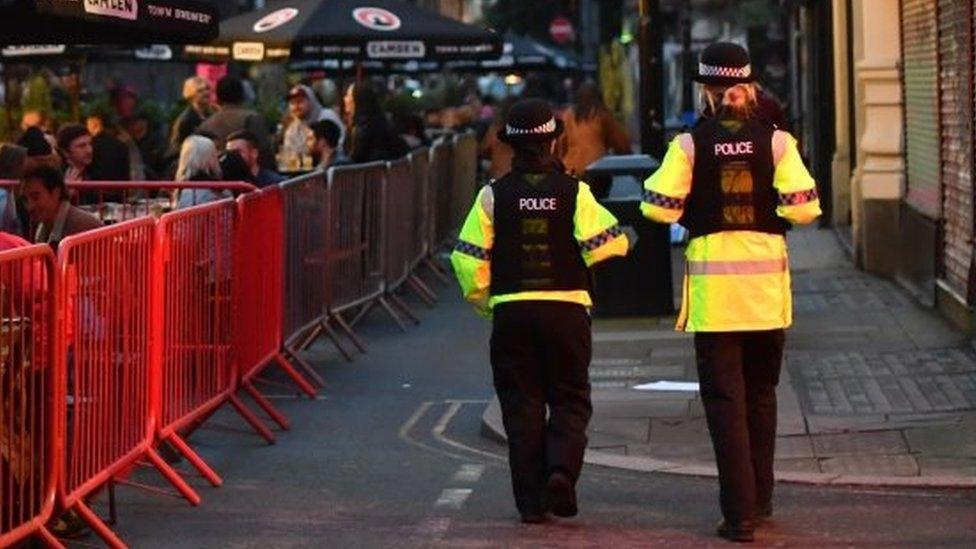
[490,171,590,296]
[681,116,788,238]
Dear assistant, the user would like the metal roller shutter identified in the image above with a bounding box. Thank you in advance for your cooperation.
[902,0,942,220]
[939,0,974,300]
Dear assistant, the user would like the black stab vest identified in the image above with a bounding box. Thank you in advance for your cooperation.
[490,172,590,296]
[680,116,789,238]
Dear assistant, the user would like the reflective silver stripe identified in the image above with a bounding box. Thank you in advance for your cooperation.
[686,258,787,276]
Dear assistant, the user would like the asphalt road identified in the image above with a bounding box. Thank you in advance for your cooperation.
[86,288,975,548]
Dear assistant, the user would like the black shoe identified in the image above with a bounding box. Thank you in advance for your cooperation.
[717,519,755,543]
[520,512,548,524]
[545,471,578,518]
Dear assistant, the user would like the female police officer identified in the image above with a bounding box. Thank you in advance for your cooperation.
[641,43,821,542]
[451,98,628,523]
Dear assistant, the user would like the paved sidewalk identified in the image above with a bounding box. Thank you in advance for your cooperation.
[483,228,976,487]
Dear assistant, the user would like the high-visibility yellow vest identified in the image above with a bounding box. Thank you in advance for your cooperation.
[641,131,821,332]
[452,178,629,318]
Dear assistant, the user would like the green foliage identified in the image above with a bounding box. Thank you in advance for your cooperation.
[23,75,53,116]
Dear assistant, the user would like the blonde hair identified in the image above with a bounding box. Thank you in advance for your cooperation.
[700,83,758,119]
[182,76,210,101]
[176,135,221,181]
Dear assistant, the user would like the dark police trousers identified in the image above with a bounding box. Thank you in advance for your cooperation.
[490,301,592,515]
[694,329,785,523]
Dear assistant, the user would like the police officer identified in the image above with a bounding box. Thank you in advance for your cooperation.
[641,43,821,542]
[451,98,628,523]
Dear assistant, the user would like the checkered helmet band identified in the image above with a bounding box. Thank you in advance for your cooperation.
[506,117,557,136]
[698,62,752,79]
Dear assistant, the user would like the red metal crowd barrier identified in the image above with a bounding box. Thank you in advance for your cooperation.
[154,199,274,488]
[429,140,455,249]
[385,157,415,292]
[0,136,482,546]
[323,165,371,353]
[350,162,416,331]
[379,158,424,323]
[235,187,317,425]
[405,148,438,306]
[57,219,196,548]
[450,132,480,235]
[0,245,60,549]
[278,173,348,367]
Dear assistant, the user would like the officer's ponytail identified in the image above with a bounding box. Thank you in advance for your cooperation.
[700,83,758,120]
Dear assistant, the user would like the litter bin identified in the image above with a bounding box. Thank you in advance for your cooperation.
[585,155,674,317]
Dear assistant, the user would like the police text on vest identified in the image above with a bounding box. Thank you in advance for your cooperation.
[714,141,754,156]
[519,198,557,211]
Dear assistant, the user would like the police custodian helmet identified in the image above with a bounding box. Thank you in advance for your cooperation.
[694,42,755,87]
[498,98,565,144]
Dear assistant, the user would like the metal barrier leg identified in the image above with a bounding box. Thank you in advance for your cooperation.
[229,395,277,444]
[388,293,420,325]
[165,434,223,487]
[313,320,355,362]
[376,297,410,332]
[350,301,377,327]
[331,312,367,353]
[179,400,224,441]
[72,500,127,549]
[422,257,451,283]
[273,352,319,397]
[37,526,67,549]
[145,447,203,505]
[243,381,291,430]
[407,274,437,307]
[297,322,325,352]
[284,344,331,383]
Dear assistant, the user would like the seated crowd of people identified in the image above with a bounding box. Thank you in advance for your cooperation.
[0,73,450,251]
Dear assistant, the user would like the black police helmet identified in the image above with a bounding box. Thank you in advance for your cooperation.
[498,98,564,145]
[694,42,754,87]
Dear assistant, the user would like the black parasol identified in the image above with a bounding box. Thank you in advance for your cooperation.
[450,32,580,72]
[289,32,579,75]
[0,0,218,45]
[187,0,501,63]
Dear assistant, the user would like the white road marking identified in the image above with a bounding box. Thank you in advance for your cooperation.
[591,357,647,366]
[434,488,472,510]
[433,402,463,436]
[632,381,700,392]
[399,401,434,440]
[412,517,451,541]
[431,401,506,462]
[453,464,486,483]
[398,401,474,462]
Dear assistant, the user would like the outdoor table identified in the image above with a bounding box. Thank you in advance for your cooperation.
[585,155,674,317]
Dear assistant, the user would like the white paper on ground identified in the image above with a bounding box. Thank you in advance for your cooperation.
[632,381,700,392]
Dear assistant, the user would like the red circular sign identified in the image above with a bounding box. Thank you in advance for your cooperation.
[549,16,575,44]
[353,7,402,32]
[253,8,299,33]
